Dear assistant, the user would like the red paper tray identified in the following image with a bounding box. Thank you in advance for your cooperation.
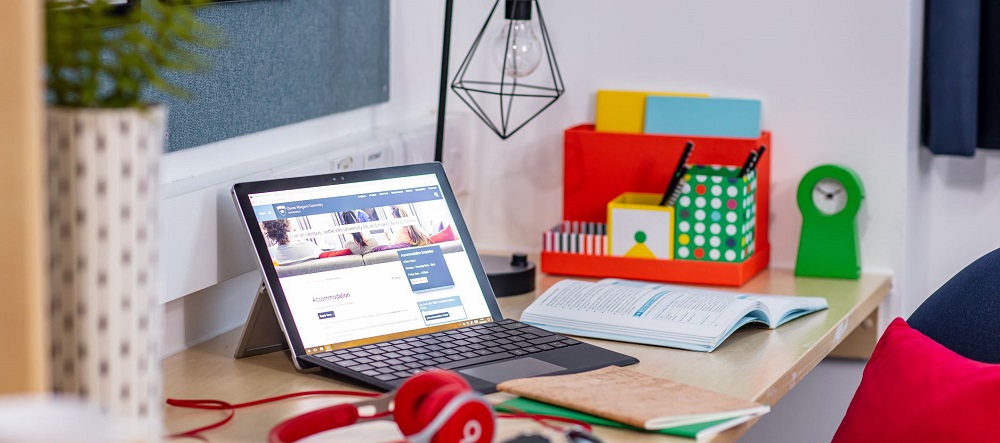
[545,125,771,287]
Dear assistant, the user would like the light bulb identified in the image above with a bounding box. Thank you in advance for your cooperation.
[491,19,542,78]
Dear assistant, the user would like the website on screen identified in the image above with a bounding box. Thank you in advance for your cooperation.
[248,175,492,353]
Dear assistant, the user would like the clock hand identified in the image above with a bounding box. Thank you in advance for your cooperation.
[831,188,844,196]
[814,187,836,199]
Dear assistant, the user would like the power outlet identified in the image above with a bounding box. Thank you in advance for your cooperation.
[363,145,392,169]
[331,152,362,172]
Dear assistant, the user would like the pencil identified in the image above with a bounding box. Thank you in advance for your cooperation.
[659,141,695,206]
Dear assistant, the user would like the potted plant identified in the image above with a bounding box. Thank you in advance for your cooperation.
[44,0,219,438]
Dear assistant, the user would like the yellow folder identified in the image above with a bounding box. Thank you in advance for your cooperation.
[595,90,709,134]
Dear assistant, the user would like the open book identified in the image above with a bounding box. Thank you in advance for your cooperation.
[520,278,828,352]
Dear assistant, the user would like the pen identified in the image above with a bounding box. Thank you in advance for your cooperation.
[746,146,766,174]
[659,141,695,206]
[737,150,758,178]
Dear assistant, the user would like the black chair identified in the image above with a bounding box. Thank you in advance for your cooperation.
[908,247,1000,364]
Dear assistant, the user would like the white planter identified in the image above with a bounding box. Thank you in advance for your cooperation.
[46,106,166,440]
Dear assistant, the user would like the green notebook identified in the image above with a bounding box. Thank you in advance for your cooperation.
[495,397,751,441]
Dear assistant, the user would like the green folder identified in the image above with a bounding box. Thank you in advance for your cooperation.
[495,397,744,440]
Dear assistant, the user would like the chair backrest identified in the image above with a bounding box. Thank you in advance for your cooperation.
[908,248,1000,364]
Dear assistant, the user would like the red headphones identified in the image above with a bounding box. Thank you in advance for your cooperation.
[268,370,495,443]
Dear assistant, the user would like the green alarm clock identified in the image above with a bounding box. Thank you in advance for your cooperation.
[795,164,864,279]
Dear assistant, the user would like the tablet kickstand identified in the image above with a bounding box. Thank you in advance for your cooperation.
[234,280,290,358]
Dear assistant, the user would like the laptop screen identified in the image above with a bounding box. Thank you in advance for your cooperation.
[247,173,493,354]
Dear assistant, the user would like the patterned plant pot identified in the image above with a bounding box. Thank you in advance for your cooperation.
[46,106,165,439]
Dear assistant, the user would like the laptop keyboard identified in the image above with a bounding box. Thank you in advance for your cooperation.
[310,319,583,382]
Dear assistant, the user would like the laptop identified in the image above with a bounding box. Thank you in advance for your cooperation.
[231,163,638,393]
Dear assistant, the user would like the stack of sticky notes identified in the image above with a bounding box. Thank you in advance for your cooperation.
[595,90,761,138]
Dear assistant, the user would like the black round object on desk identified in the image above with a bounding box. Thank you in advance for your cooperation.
[480,253,536,297]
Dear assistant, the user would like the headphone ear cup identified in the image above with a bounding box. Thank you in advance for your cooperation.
[394,370,470,436]
[414,384,494,443]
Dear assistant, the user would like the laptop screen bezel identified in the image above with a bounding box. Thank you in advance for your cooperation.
[231,163,504,368]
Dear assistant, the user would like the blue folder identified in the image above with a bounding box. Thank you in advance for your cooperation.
[644,96,761,138]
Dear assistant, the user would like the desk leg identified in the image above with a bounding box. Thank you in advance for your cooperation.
[829,309,878,360]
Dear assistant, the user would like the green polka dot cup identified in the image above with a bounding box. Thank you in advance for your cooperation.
[674,165,757,262]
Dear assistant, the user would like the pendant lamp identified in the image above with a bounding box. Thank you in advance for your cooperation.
[450,0,564,140]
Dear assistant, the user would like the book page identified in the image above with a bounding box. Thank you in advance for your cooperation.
[599,278,828,328]
[526,280,754,337]
[739,295,828,327]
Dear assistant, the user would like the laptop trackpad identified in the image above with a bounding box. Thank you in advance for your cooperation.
[459,358,566,384]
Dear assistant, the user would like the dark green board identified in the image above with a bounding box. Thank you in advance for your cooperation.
[146,0,390,152]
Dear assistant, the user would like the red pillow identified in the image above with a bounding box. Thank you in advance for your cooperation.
[318,249,352,258]
[429,225,456,244]
[833,318,1000,443]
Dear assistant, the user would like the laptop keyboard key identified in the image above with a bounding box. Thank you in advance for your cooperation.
[537,344,554,351]
[376,374,398,382]
[528,336,563,346]
[362,370,381,377]
[348,364,374,372]
[522,347,542,354]
[399,356,417,363]
[509,349,529,356]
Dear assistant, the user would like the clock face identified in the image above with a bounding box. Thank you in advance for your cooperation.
[812,178,848,215]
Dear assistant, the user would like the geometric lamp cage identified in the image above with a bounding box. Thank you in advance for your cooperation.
[451,0,564,139]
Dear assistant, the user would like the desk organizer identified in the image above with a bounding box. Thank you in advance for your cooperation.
[543,125,771,287]
[673,165,757,263]
[607,192,674,260]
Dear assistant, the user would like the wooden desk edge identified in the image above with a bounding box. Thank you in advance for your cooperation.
[751,275,891,406]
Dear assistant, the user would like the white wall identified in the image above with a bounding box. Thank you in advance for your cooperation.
[906,150,1000,314]
[440,1,920,442]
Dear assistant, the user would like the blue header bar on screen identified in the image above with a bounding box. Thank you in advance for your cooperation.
[252,186,443,221]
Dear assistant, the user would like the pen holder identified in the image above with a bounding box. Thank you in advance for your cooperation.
[607,193,675,260]
[673,165,757,262]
